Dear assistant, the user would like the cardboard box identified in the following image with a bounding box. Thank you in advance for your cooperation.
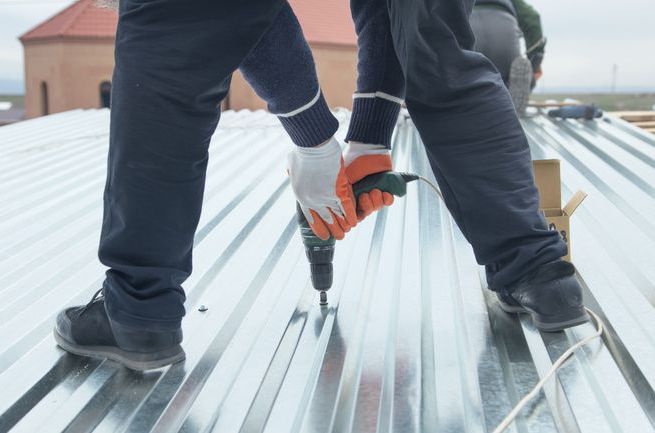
[532,160,587,262]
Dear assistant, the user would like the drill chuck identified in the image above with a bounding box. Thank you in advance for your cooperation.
[307,247,334,290]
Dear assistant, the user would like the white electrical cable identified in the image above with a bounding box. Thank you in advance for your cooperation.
[417,176,445,201]
[415,176,606,433]
[493,308,604,433]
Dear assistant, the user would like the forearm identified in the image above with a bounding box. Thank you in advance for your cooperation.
[346,0,405,148]
[239,3,338,147]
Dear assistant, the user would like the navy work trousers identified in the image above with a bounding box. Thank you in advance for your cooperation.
[100,0,565,331]
[386,0,565,291]
[99,0,285,330]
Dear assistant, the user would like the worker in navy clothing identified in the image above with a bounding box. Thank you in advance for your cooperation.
[54,0,588,370]
[471,0,547,115]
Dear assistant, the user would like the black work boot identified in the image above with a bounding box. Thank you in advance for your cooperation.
[54,289,185,370]
[497,260,589,332]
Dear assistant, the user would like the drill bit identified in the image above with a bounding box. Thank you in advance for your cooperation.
[319,291,328,306]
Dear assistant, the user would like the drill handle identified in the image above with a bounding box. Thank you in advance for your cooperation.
[352,171,418,199]
[296,171,419,244]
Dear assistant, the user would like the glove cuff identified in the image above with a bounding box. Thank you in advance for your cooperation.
[346,154,393,184]
[346,95,402,149]
[278,90,339,148]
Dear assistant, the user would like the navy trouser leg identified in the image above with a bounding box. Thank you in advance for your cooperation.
[386,0,566,291]
[99,0,284,330]
[470,7,522,84]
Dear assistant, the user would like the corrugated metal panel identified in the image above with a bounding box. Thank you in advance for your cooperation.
[0,109,654,433]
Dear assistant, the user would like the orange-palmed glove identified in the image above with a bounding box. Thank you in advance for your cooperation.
[343,142,394,221]
[288,138,358,240]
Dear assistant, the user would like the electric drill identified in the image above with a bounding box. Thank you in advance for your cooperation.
[548,104,603,120]
[296,171,419,305]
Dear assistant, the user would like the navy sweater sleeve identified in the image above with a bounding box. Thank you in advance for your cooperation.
[239,3,338,147]
[346,0,405,148]
[238,0,405,148]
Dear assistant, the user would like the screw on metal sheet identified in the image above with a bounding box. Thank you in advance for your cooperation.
[198,305,208,312]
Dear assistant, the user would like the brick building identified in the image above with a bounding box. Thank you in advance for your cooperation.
[19,0,357,119]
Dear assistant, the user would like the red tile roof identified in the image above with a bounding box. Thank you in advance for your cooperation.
[20,0,118,42]
[20,0,356,46]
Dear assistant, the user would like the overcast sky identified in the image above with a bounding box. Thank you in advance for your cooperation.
[0,0,653,94]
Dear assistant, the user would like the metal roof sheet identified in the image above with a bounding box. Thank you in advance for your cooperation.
[0,108,654,433]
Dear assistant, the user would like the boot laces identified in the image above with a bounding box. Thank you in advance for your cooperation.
[78,288,104,316]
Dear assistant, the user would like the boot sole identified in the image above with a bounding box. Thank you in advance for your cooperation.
[54,330,185,371]
[497,298,527,314]
[497,299,590,332]
[532,310,590,333]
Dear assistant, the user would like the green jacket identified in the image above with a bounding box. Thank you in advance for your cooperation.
[475,0,546,70]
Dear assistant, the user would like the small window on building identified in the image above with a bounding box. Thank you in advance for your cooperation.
[40,81,49,116]
[100,81,111,108]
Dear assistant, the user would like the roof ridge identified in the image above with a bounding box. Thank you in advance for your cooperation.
[58,0,94,37]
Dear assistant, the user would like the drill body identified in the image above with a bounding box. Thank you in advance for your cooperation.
[296,204,335,305]
[296,171,418,305]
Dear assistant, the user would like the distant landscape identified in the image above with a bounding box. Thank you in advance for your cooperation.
[531,93,655,111]
[2,93,655,113]
[0,94,24,108]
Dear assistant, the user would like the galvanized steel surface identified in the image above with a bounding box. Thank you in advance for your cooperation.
[0,109,654,433]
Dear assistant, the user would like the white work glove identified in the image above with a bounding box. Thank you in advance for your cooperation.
[288,137,357,240]
[343,142,394,221]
